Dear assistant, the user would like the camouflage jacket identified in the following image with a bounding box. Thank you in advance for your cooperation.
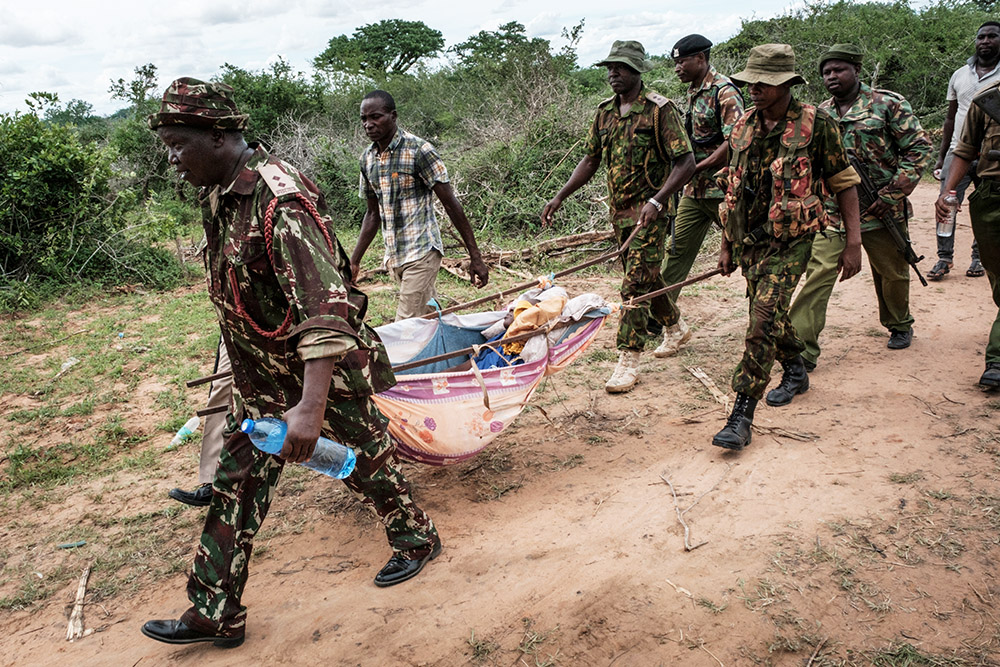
[683,67,744,199]
[584,85,693,220]
[720,97,859,246]
[820,83,932,232]
[201,144,395,423]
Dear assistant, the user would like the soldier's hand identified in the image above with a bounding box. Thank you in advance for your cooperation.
[717,245,735,276]
[637,202,659,228]
[282,401,322,464]
[350,261,362,284]
[469,256,489,289]
[541,198,562,227]
[865,198,892,219]
[838,242,863,282]
[934,194,956,222]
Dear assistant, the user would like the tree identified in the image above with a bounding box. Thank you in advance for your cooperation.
[215,58,328,145]
[314,19,444,75]
[109,63,159,118]
[451,21,550,69]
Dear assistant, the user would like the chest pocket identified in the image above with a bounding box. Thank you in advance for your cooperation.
[768,155,825,239]
[632,126,654,164]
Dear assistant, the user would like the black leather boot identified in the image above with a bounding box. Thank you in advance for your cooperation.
[712,393,757,451]
[765,355,810,406]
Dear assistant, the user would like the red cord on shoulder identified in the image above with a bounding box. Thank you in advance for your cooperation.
[230,193,336,340]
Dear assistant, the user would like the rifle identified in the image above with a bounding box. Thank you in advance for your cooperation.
[847,151,927,287]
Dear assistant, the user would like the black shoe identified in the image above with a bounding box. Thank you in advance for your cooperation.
[980,362,1000,389]
[374,541,441,587]
[168,483,213,507]
[141,619,244,648]
[887,328,913,350]
[766,356,810,407]
[712,393,757,451]
[802,357,817,373]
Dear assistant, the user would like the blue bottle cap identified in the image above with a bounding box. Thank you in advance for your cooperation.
[240,418,255,434]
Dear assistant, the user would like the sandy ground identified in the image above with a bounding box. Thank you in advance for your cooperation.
[3,181,1000,666]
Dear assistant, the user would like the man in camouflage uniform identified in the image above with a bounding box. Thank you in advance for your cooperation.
[934,78,1000,390]
[656,34,745,357]
[542,40,695,393]
[714,45,862,450]
[788,44,931,374]
[141,78,440,649]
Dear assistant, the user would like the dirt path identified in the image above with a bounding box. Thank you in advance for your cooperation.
[3,181,999,666]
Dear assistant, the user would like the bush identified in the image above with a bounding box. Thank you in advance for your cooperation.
[0,112,180,310]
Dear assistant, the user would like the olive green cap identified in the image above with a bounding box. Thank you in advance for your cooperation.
[819,44,864,71]
[595,40,654,73]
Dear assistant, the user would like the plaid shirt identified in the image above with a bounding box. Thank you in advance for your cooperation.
[359,129,447,268]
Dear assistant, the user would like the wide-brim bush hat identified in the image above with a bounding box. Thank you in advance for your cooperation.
[731,44,807,86]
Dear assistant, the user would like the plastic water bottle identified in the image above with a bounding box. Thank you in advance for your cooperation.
[168,416,201,449]
[240,417,356,479]
[938,190,958,238]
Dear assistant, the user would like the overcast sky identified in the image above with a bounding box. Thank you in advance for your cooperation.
[0,0,809,116]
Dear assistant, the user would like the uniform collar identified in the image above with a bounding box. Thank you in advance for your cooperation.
[206,143,267,214]
[823,82,873,120]
[692,66,720,94]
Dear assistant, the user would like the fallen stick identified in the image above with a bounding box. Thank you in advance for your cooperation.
[686,366,729,411]
[66,565,91,641]
[805,637,828,666]
[660,464,733,551]
[2,328,90,360]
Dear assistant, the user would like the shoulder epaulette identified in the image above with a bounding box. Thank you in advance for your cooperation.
[257,160,302,200]
[598,95,616,108]
[645,91,670,107]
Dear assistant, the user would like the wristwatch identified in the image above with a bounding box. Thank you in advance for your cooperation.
[647,197,663,212]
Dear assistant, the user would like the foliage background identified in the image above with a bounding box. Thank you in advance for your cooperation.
[1,1,996,311]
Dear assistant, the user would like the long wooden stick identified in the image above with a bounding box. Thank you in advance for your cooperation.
[420,224,643,319]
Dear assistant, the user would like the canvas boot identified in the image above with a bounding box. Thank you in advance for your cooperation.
[765,355,810,407]
[653,317,692,358]
[712,393,757,450]
[605,349,641,393]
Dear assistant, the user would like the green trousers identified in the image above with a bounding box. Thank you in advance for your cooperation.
[660,195,722,313]
[968,184,1000,364]
[788,231,846,367]
[789,225,914,367]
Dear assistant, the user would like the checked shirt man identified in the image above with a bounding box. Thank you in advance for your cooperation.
[351,90,488,321]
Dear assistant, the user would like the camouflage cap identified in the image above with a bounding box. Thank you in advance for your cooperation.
[731,43,806,87]
[147,77,249,131]
[595,40,654,73]
[819,44,863,71]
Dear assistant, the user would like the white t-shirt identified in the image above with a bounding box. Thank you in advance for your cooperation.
[947,56,1000,151]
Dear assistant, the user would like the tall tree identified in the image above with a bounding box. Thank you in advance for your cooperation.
[314,20,444,75]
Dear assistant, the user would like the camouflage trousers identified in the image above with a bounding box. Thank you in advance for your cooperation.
[615,209,680,351]
[179,395,438,638]
[732,235,814,400]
